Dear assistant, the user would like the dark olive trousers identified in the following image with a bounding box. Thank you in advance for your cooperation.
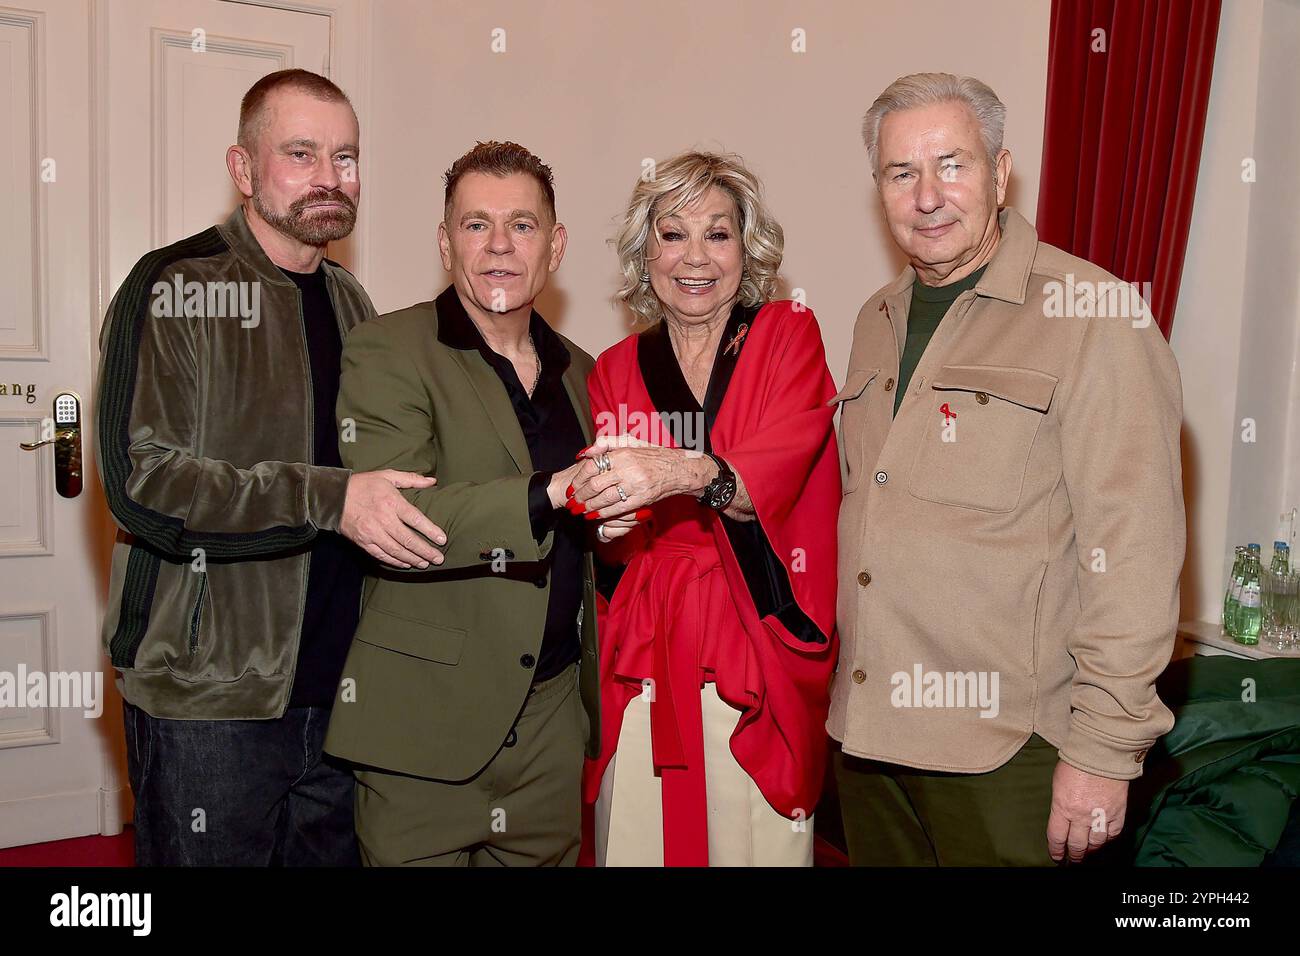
[353,663,585,866]
[834,733,1058,866]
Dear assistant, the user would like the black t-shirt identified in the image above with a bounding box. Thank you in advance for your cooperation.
[280,264,365,709]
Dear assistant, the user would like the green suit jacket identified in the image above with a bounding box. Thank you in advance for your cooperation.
[323,293,600,782]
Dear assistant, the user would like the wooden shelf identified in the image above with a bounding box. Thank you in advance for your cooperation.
[1177,619,1300,661]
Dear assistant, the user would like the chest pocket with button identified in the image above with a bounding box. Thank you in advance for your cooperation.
[829,367,880,494]
[907,364,1058,513]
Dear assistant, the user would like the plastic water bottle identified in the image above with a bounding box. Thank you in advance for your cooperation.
[1223,546,1245,638]
[1237,552,1262,646]
[1271,541,1290,575]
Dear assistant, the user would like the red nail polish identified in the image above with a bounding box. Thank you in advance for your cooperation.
[566,484,574,498]
[566,499,584,514]
[584,511,603,520]
[635,509,652,521]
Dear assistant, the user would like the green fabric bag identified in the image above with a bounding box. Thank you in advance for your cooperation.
[1130,656,1300,866]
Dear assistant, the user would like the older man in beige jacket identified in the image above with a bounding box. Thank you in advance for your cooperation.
[830,73,1185,866]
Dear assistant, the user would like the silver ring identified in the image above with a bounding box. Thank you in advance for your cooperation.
[616,485,628,502]
[596,452,612,474]
[595,523,609,542]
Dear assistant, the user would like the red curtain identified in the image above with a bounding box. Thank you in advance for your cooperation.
[1035,0,1221,340]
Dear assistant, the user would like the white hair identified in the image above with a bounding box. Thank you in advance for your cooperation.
[862,73,1006,178]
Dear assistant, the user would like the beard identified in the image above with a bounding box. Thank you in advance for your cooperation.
[252,175,357,245]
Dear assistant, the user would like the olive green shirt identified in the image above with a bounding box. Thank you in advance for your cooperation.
[895,264,988,415]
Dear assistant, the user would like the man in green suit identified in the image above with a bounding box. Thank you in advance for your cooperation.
[324,142,606,865]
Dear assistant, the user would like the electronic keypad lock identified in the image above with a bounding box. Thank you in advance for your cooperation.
[19,391,83,498]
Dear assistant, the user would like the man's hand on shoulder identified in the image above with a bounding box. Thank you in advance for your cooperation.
[340,470,447,569]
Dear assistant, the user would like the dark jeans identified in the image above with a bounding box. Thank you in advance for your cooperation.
[123,700,359,866]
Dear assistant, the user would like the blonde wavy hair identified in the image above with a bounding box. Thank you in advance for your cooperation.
[614,151,784,325]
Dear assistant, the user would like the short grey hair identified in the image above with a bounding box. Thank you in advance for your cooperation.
[861,73,1006,178]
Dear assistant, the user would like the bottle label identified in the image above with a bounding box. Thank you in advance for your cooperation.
[1241,588,1261,609]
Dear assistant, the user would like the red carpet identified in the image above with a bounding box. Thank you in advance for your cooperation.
[0,829,135,867]
[0,823,845,867]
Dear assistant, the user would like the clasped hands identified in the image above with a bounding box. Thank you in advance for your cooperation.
[547,434,714,542]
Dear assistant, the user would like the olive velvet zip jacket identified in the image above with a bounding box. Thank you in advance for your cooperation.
[96,206,375,719]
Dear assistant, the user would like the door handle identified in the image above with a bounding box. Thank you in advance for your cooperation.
[19,391,83,498]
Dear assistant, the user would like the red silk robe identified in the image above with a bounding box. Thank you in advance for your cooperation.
[582,299,841,866]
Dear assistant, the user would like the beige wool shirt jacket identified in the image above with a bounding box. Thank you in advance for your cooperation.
[829,207,1185,781]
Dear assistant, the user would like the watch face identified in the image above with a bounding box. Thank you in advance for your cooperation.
[717,476,737,506]
[699,455,736,509]
[706,474,736,509]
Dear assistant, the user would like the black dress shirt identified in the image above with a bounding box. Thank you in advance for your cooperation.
[434,284,585,683]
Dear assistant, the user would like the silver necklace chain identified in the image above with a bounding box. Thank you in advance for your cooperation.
[527,331,541,396]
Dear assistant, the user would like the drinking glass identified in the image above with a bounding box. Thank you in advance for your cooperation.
[1262,570,1283,640]
[1275,572,1300,653]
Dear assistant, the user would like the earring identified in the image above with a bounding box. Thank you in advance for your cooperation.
[640,271,650,283]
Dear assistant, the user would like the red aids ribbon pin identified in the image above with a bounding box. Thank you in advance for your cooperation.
[724,323,749,356]
[940,402,956,424]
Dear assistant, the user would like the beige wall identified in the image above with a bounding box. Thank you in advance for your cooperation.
[359,0,1049,369]
[1171,0,1300,625]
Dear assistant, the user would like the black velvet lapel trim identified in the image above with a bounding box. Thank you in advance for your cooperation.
[637,301,758,452]
[435,284,483,350]
[435,284,571,377]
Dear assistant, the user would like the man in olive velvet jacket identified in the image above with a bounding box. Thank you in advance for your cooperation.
[96,70,444,866]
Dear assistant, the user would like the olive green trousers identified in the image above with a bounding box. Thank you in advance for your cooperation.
[834,733,1058,866]
[354,663,585,866]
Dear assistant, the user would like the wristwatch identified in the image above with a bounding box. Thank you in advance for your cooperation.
[697,453,737,510]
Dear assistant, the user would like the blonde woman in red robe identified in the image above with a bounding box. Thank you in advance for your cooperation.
[568,151,841,866]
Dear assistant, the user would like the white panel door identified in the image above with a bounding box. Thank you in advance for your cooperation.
[0,0,349,850]
[0,0,109,851]
[104,0,336,281]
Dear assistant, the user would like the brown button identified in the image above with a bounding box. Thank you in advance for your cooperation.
[1134,749,1148,763]
[857,570,872,587]
[975,391,989,405]
[851,669,867,684]
[883,377,895,392]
